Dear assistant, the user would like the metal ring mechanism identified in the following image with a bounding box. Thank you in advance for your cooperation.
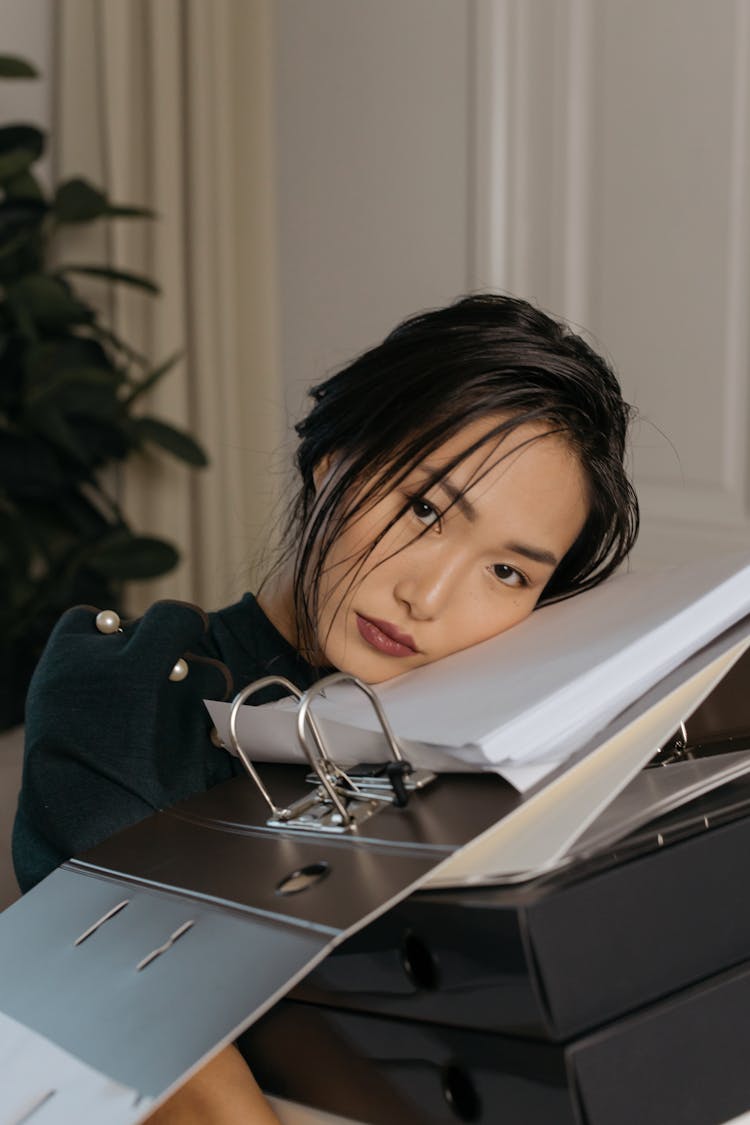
[228,675,304,819]
[296,673,414,809]
[227,671,419,833]
[648,721,691,768]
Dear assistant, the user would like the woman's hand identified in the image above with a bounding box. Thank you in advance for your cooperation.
[144,1044,282,1124]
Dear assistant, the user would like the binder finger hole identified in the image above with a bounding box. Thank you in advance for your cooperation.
[276,861,330,896]
[400,929,440,991]
[441,1062,481,1122]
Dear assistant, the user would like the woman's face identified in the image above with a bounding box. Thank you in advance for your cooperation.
[312,416,590,684]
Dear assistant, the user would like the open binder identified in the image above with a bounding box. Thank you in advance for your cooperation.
[3,555,750,1123]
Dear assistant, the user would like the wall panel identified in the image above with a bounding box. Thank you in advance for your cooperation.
[474,0,750,564]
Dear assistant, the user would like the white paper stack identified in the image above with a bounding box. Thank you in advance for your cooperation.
[0,1011,151,1125]
[207,553,750,791]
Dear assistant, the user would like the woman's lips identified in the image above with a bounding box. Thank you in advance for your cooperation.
[355,614,418,657]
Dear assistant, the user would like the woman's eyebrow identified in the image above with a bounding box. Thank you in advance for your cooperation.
[423,469,559,568]
[420,468,477,521]
[503,541,559,568]
[434,477,476,521]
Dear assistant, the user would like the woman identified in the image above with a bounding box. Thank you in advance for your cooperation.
[12,293,638,1121]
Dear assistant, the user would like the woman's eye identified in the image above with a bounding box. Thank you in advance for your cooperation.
[492,564,526,588]
[409,497,440,528]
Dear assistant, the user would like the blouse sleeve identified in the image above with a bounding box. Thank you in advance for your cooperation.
[12,600,235,892]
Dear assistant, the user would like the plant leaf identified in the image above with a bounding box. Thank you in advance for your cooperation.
[104,204,157,220]
[89,323,150,368]
[25,366,124,408]
[0,228,44,279]
[58,264,161,295]
[130,415,208,466]
[0,148,36,183]
[20,500,86,556]
[0,126,44,182]
[56,488,117,537]
[7,275,93,330]
[0,56,39,79]
[24,337,116,382]
[0,509,32,577]
[88,532,179,579]
[54,177,108,222]
[122,351,182,404]
[67,416,132,465]
[0,430,64,497]
[30,403,92,466]
[0,199,46,257]
[3,169,45,201]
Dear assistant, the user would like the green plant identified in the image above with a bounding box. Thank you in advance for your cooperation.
[0,55,207,729]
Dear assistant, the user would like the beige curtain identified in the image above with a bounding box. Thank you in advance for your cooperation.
[54,0,282,612]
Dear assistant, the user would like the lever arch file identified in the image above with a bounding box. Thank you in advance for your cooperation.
[243,954,750,1125]
[3,555,750,1123]
[293,768,750,1041]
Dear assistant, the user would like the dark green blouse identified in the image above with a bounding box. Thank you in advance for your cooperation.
[12,595,318,893]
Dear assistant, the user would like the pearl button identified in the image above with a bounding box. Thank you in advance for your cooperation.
[169,657,189,682]
[95,610,121,634]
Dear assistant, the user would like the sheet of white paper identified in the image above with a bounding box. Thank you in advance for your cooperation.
[0,1011,151,1125]
[208,554,750,791]
[427,634,750,883]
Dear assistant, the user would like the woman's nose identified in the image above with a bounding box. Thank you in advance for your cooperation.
[393,550,465,620]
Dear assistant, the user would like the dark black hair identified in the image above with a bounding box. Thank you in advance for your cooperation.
[275,293,639,658]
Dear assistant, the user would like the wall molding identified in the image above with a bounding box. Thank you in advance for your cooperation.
[471,0,750,561]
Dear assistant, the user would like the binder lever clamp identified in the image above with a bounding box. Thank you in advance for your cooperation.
[228,672,435,834]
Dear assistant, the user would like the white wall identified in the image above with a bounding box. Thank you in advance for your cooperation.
[274,0,750,569]
[474,0,750,567]
[273,0,473,424]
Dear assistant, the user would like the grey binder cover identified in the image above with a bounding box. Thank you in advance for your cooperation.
[0,620,748,1122]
